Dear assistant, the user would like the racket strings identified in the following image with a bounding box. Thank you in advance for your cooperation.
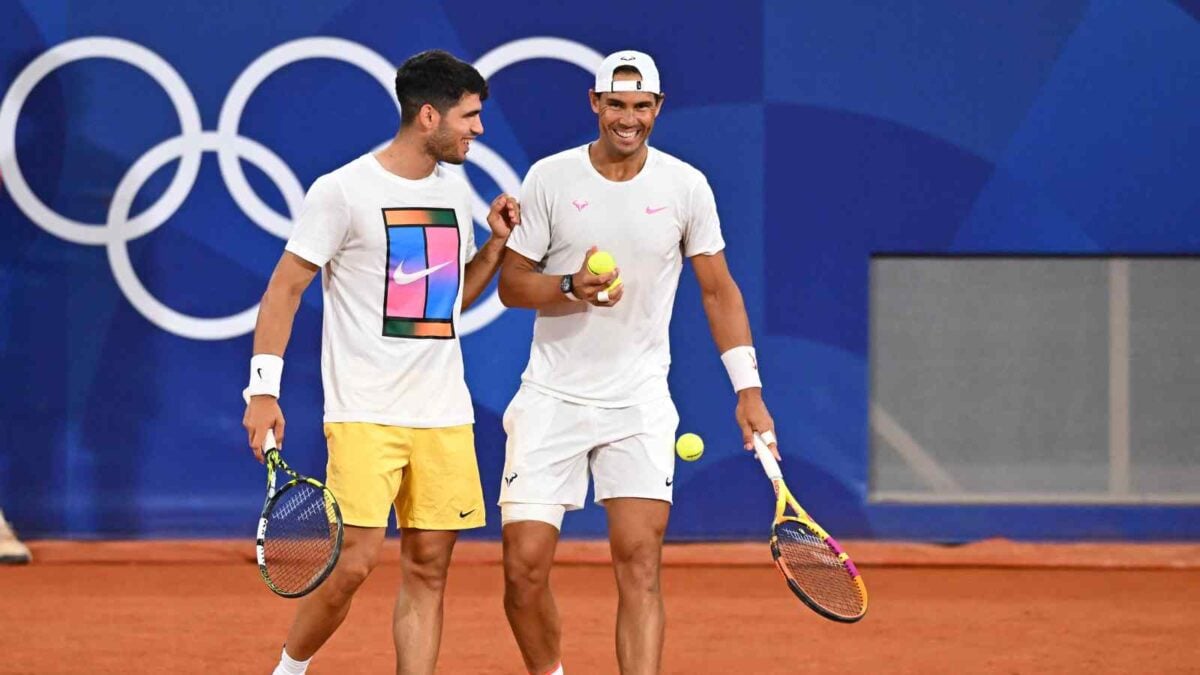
[775,521,866,619]
[263,482,339,594]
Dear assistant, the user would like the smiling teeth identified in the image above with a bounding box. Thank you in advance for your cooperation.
[616,129,637,138]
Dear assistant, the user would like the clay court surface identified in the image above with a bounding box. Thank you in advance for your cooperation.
[2,540,1198,674]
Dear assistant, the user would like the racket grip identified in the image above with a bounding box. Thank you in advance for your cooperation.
[265,428,279,452]
[752,433,782,479]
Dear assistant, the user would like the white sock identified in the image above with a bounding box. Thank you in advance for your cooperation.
[541,663,563,675]
[272,646,311,675]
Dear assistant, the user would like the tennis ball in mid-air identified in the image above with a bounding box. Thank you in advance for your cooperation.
[587,251,622,292]
[676,433,704,461]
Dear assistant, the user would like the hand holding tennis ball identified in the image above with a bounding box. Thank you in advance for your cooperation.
[676,433,705,461]
[580,248,623,305]
[587,251,623,292]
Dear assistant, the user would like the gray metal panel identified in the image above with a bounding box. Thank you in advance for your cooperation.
[871,258,1110,498]
[1129,259,1200,495]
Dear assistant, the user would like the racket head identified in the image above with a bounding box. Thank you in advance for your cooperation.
[256,473,343,598]
[770,516,868,622]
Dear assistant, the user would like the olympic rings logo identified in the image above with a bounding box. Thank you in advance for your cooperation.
[0,36,602,340]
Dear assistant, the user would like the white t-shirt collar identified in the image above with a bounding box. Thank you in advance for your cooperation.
[365,152,443,187]
[580,143,658,185]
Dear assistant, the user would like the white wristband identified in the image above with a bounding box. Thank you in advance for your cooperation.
[243,354,284,403]
[720,346,762,392]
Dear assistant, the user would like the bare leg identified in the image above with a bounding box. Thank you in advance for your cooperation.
[502,521,562,673]
[605,498,670,675]
[393,528,458,675]
[283,525,387,659]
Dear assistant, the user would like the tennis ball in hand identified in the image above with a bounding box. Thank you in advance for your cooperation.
[587,251,623,292]
[675,433,705,461]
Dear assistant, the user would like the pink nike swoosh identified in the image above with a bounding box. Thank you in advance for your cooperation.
[645,206,668,214]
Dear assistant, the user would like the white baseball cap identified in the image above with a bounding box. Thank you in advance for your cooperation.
[594,50,662,94]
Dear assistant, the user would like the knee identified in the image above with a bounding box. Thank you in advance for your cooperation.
[612,544,661,596]
[329,554,376,597]
[503,554,551,603]
[402,552,451,594]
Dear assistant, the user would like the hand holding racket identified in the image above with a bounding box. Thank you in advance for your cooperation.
[751,432,868,622]
[256,429,343,598]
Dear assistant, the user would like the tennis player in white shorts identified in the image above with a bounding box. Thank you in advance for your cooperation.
[496,50,779,675]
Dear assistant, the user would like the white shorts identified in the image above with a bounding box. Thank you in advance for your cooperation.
[498,386,679,512]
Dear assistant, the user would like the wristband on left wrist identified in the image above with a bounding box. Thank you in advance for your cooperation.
[720,345,762,392]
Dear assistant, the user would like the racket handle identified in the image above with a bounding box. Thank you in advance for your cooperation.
[752,433,782,480]
[265,428,279,453]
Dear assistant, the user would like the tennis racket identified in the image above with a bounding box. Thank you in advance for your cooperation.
[751,432,868,622]
[256,429,343,598]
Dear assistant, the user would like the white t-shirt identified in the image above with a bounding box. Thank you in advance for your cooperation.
[285,154,477,427]
[507,145,725,407]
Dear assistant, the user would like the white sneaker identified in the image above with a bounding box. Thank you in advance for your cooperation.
[0,511,31,564]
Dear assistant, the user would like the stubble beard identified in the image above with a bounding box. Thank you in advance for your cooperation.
[427,127,465,165]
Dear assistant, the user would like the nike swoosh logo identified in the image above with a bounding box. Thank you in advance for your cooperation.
[665,477,673,486]
[392,260,450,285]
[459,509,476,519]
[256,367,263,379]
[645,206,668,215]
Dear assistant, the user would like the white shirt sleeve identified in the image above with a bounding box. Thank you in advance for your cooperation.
[682,177,726,257]
[285,175,349,266]
[506,168,551,262]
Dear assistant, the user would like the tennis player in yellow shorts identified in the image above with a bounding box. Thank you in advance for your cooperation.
[241,50,520,675]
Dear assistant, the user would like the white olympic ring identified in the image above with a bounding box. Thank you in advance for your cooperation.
[0,38,203,247]
[106,132,301,339]
[216,37,398,242]
[0,35,601,340]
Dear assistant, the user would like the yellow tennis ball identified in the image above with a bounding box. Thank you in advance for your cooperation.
[588,251,622,293]
[588,251,616,275]
[676,433,704,461]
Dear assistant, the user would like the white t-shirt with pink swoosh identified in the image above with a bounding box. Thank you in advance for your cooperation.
[507,145,725,407]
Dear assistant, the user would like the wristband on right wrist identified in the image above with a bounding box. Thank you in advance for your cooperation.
[242,354,283,403]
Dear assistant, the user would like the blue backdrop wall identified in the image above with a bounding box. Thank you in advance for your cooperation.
[2,0,1198,540]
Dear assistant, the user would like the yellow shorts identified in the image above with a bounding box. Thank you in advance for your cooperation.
[324,422,485,530]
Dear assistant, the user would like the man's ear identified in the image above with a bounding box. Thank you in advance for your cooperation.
[417,102,440,131]
[654,93,666,118]
[588,90,601,114]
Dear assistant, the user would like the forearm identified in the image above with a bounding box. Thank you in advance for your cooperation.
[705,279,772,452]
[462,237,508,309]
[498,263,574,310]
[252,284,304,357]
[701,282,753,352]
